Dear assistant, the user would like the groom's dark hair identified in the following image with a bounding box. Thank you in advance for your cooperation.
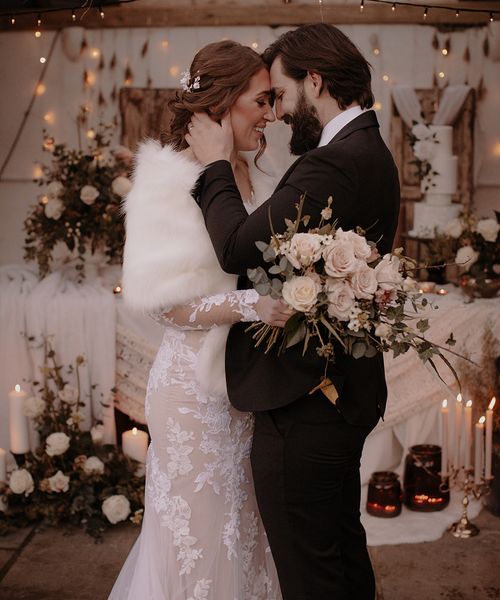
[262,23,374,110]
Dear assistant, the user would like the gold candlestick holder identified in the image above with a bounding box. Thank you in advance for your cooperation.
[443,467,494,538]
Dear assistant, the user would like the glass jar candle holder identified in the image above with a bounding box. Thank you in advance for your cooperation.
[366,471,402,518]
[403,444,450,512]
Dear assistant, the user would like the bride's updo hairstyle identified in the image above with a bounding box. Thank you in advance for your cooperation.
[162,40,267,157]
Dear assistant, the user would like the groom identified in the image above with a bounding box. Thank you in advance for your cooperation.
[187,24,400,600]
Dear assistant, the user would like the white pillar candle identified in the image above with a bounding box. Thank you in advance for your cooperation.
[464,400,473,469]
[448,396,456,469]
[440,400,449,476]
[485,397,496,479]
[0,448,6,482]
[474,416,485,485]
[454,394,463,467]
[122,427,148,463]
[9,384,30,454]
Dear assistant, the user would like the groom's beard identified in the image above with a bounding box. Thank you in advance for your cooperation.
[285,91,323,156]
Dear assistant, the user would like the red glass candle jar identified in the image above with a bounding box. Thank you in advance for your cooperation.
[366,471,402,518]
[403,444,450,511]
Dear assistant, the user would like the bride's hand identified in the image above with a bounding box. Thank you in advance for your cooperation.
[255,296,295,328]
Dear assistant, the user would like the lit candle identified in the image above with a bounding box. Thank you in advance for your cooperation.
[474,416,485,484]
[9,384,30,454]
[122,427,148,463]
[448,396,456,469]
[0,448,6,482]
[454,394,463,467]
[440,400,449,476]
[464,400,473,469]
[485,397,496,479]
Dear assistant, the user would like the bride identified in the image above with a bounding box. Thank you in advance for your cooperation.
[109,41,289,600]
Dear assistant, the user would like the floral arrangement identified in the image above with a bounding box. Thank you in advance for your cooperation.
[427,211,500,279]
[408,122,440,187]
[247,195,461,387]
[0,339,144,540]
[23,125,133,280]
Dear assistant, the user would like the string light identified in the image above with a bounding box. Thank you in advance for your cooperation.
[423,7,428,19]
[169,65,180,77]
[438,71,445,79]
[35,83,46,96]
[10,16,15,25]
[382,74,390,82]
[251,42,259,49]
[43,111,55,124]
[360,0,365,12]
[374,101,382,110]
[40,56,46,64]
[490,12,494,22]
[442,48,448,56]
[161,40,169,50]
[87,129,96,139]
[391,3,396,12]
[37,14,41,27]
[72,9,76,22]
[455,9,459,18]
[373,48,380,55]
[99,6,105,19]
[35,30,41,38]
[33,165,43,179]
[91,48,101,59]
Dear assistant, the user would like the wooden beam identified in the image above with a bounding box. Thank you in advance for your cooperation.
[1,2,497,30]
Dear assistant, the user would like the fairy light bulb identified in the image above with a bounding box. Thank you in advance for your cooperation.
[169,65,180,77]
[423,7,428,19]
[438,71,445,79]
[40,56,46,64]
[72,9,76,22]
[455,9,460,18]
[442,48,448,56]
[99,7,105,19]
[391,3,396,12]
[360,0,364,12]
[373,48,380,55]
[37,14,41,27]
[91,48,100,59]
[374,101,382,110]
[251,42,259,49]
[161,40,169,50]
[35,30,41,38]
[33,165,43,179]
[490,13,494,22]
[11,16,15,25]
[87,129,96,139]
[43,111,55,124]
[382,74,390,82]
[36,83,46,96]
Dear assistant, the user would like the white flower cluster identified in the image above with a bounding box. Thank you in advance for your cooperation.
[410,123,439,163]
[443,215,500,267]
[279,228,413,335]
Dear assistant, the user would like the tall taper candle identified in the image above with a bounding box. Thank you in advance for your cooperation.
[9,384,30,454]
[464,400,473,469]
[485,397,496,479]
[0,448,6,482]
[454,394,463,466]
[474,416,485,485]
[448,396,456,468]
[440,400,449,476]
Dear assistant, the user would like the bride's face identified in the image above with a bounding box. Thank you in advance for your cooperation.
[230,68,275,152]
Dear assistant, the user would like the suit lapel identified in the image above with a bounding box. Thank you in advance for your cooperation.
[273,111,379,193]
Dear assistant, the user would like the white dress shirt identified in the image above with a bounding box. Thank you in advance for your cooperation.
[317,105,365,148]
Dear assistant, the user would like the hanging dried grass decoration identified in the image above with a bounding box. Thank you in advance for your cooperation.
[141,40,149,58]
[477,76,486,101]
[432,32,439,50]
[124,65,133,86]
[463,46,470,63]
[110,85,117,103]
[483,35,489,57]
[109,53,117,70]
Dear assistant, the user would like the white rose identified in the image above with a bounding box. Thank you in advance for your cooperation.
[285,233,323,269]
[411,123,432,141]
[90,424,104,444]
[413,140,437,162]
[102,494,131,524]
[282,276,321,313]
[350,264,378,300]
[112,145,133,162]
[45,432,70,456]
[83,456,105,475]
[335,228,372,260]
[456,245,479,267]
[80,185,99,205]
[44,197,64,220]
[443,218,464,239]
[323,240,361,278]
[326,280,356,322]
[111,176,133,197]
[48,470,70,493]
[374,255,403,291]
[23,395,46,419]
[47,180,64,199]
[375,322,392,340]
[476,218,499,243]
[59,385,79,405]
[9,469,34,496]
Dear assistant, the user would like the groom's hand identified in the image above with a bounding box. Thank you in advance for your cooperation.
[185,112,233,166]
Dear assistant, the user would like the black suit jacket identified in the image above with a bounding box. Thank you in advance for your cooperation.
[197,111,400,427]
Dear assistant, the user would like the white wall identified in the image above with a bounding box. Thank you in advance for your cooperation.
[1,24,499,266]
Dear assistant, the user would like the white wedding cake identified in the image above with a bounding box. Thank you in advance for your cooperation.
[409,125,461,238]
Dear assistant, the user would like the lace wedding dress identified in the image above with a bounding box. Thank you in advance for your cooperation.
[109,142,282,600]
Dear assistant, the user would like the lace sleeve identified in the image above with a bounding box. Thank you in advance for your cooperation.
[151,289,260,330]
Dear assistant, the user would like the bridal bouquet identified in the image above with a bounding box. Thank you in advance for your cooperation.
[247,195,460,385]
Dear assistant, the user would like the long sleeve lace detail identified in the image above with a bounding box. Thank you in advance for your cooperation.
[152,289,259,330]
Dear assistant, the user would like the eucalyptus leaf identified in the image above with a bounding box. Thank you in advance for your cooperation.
[255,240,269,252]
[255,283,271,296]
[286,322,307,348]
[352,342,366,359]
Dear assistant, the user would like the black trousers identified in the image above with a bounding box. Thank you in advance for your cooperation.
[251,392,376,600]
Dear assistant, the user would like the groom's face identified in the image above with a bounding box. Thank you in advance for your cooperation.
[270,57,323,155]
